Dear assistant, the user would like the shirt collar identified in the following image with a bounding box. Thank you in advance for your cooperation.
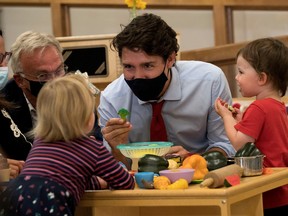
[23,92,37,125]
[23,93,36,112]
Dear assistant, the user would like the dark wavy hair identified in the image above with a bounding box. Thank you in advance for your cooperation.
[112,13,179,61]
[237,38,288,97]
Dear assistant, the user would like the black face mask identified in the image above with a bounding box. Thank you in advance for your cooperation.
[125,69,168,101]
[28,80,45,97]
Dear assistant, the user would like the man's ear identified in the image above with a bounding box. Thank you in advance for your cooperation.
[167,52,176,68]
[13,74,25,88]
[258,72,268,86]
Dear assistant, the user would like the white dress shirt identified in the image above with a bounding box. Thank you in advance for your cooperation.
[98,60,236,156]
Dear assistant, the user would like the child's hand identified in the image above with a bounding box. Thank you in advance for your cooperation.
[232,107,243,122]
[215,98,243,121]
[215,98,235,118]
[97,176,108,189]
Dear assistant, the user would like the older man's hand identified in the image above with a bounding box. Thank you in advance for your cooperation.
[7,159,25,179]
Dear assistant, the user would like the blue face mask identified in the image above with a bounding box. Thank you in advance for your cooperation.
[0,67,8,90]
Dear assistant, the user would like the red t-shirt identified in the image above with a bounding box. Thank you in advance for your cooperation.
[235,98,288,209]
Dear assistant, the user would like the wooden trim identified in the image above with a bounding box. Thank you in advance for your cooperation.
[1,0,288,44]
[213,4,228,45]
[180,35,288,67]
[226,7,234,43]
[180,34,288,96]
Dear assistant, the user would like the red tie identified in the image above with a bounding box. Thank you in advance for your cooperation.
[150,101,168,141]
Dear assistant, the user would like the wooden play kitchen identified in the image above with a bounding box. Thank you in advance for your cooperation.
[75,168,288,216]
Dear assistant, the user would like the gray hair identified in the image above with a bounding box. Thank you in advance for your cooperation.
[10,31,63,74]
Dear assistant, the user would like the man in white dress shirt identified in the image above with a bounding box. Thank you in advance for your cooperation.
[99,13,235,168]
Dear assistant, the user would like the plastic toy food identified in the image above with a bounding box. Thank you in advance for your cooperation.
[166,178,189,190]
[138,154,169,174]
[153,176,188,190]
[159,168,195,184]
[118,108,130,120]
[235,142,263,157]
[200,164,243,188]
[224,174,241,187]
[153,176,171,190]
[180,154,208,180]
[201,151,227,171]
[219,99,236,113]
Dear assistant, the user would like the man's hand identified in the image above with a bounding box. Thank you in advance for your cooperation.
[102,118,132,149]
[7,159,25,179]
[102,118,133,169]
[166,145,189,158]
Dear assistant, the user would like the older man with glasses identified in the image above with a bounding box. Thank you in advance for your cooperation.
[0,31,102,176]
[0,31,65,167]
[0,29,25,179]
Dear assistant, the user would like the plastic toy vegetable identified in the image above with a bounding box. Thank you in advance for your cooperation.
[180,154,208,180]
[201,151,227,171]
[235,142,263,157]
[165,154,182,167]
[167,178,189,190]
[138,154,169,174]
[168,159,179,169]
[153,176,188,190]
[153,176,171,190]
[118,108,130,120]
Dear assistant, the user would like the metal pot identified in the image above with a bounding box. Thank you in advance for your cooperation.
[234,155,265,176]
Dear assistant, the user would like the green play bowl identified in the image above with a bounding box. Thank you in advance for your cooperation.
[117,142,173,158]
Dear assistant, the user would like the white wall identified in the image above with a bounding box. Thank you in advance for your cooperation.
[234,10,288,43]
[0,6,52,50]
[69,8,214,52]
[1,6,288,51]
[2,6,288,97]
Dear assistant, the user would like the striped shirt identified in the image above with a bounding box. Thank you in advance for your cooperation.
[20,136,135,204]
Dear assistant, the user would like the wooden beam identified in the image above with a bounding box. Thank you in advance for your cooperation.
[180,35,288,97]
[213,3,229,45]
[49,0,71,36]
[180,35,288,66]
[0,0,50,5]
[2,0,288,41]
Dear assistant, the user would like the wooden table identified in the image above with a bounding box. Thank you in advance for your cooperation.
[75,168,288,216]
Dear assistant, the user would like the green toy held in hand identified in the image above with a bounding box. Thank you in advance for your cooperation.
[118,108,130,120]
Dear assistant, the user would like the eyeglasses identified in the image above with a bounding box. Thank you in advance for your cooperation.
[18,65,68,84]
[0,52,12,64]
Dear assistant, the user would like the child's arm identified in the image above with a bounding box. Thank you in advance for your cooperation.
[214,98,254,150]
